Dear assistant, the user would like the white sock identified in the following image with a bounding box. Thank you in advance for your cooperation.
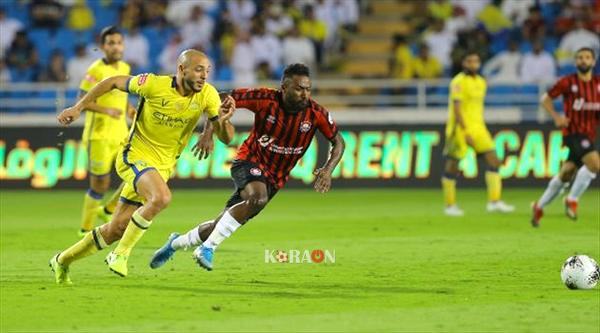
[203,211,242,250]
[538,175,564,208]
[171,220,213,251]
[567,166,597,201]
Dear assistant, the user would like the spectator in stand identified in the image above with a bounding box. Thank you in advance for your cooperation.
[218,22,236,69]
[251,21,282,77]
[6,30,39,80]
[123,26,150,73]
[66,0,94,32]
[428,0,453,21]
[557,19,600,65]
[67,44,95,87]
[282,24,316,69]
[119,0,142,31]
[231,30,256,86]
[158,33,184,74]
[423,19,456,68]
[451,0,489,25]
[0,7,23,58]
[482,39,521,82]
[501,0,534,26]
[334,0,359,32]
[520,40,556,83]
[227,0,256,32]
[265,4,294,38]
[0,58,11,83]
[412,43,443,79]
[181,5,214,50]
[29,0,64,30]
[165,0,218,27]
[299,5,327,66]
[522,5,546,42]
[477,0,512,35]
[391,34,413,79]
[314,0,338,49]
[38,50,67,82]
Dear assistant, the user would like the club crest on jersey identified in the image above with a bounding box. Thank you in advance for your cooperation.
[571,84,578,93]
[581,139,591,149]
[299,121,311,133]
[138,73,149,85]
[250,168,262,176]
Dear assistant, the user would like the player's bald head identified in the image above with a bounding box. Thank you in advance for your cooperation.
[177,49,209,68]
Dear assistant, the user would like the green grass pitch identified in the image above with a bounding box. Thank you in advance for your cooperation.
[1,188,598,332]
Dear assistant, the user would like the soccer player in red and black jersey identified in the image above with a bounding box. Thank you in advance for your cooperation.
[531,47,599,227]
[149,63,345,270]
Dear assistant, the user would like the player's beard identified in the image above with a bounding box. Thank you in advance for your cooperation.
[577,65,592,74]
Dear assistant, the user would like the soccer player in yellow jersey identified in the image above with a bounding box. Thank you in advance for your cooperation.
[49,49,235,284]
[78,26,136,236]
[441,52,514,216]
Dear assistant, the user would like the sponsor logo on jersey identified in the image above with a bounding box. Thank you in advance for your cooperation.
[137,73,149,85]
[573,98,600,111]
[571,84,578,93]
[152,111,192,128]
[250,168,262,176]
[267,115,276,123]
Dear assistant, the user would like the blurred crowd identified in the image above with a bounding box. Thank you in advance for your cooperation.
[391,0,600,82]
[0,0,359,85]
[1,0,599,86]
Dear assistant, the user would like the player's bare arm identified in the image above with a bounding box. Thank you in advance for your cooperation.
[192,118,215,160]
[540,92,569,128]
[58,75,132,125]
[314,132,345,193]
[76,91,122,119]
[209,95,236,145]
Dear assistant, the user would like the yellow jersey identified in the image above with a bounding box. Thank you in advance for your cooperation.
[447,72,487,132]
[125,74,220,169]
[80,59,131,143]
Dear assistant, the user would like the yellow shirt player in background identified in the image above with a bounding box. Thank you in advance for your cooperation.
[441,52,515,216]
[78,26,136,237]
[50,50,235,284]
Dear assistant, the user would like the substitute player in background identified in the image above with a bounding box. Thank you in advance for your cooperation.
[149,63,345,271]
[49,50,235,284]
[77,26,136,237]
[441,52,514,216]
[531,47,599,227]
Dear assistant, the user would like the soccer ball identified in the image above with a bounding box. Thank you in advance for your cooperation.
[560,255,599,290]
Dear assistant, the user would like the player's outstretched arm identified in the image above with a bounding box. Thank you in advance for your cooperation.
[540,93,569,128]
[211,95,236,145]
[58,75,132,126]
[313,132,345,193]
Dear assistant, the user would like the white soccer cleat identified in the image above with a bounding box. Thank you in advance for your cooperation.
[444,205,464,216]
[487,201,515,213]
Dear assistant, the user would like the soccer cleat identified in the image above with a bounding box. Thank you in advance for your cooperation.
[193,245,214,271]
[487,201,515,213]
[49,253,72,285]
[105,251,128,277]
[149,233,180,269]
[444,205,464,216]
[564,198,578,221]
[96,206,112,223]
[531,201,543,228]
[77,229,91,238]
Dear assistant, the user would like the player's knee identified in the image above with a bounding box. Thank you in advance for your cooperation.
[149,191,171,211]
[247,192,268,211]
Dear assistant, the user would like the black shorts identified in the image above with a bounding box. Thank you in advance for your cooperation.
[224,160,278,219]
[564,134,597,167]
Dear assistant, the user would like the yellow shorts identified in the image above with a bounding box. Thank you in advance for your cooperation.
[444,126,495,160]
[86,140,121,176]
[115,148,172,206]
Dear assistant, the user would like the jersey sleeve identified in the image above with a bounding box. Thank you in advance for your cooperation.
[204,85,220,121]
[126,73,155,98]
[547,77,569,98]
[315,107,338,141]
[79,63,101,93]
[230,88,269,113]
[449,77,465,102]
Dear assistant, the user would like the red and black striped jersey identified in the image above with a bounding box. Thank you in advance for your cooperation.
[547,74,600,140]
[231,88,338,189]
